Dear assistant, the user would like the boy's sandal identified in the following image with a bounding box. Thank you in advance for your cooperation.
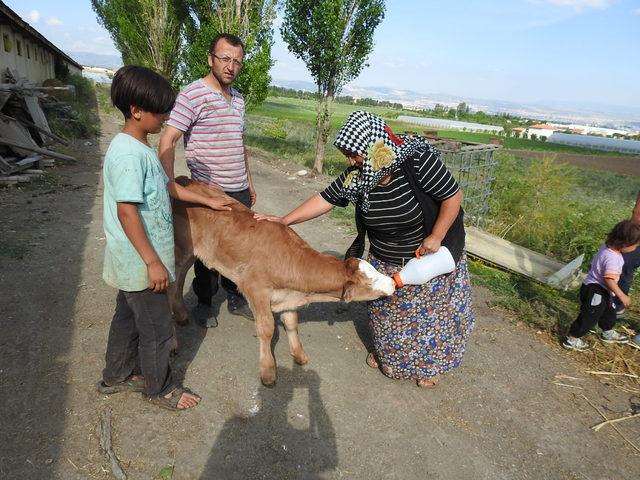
[366,352,379,369]
[417,376,440,389]
[97,375,145,394]
[147,387,199,411]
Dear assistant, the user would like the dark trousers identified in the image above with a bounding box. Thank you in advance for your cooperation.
[568,283,616,338]
[102,289,175,397]
[193,188,251,304]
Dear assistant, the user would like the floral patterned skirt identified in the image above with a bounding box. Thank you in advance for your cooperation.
[367,253,474,381]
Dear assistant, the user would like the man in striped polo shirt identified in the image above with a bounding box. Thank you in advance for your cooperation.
[160,33,255,326]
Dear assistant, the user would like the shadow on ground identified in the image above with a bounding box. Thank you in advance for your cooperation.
[0,138,101,477]
[198,364,337,479]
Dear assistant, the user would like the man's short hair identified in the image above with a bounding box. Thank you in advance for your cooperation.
[209,33,245,55]
[111,65,176,119]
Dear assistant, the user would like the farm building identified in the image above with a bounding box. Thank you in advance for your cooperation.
[0,1,81,84]
[525,124,558,138]
[397,115,504,134]
[548,132,640,155]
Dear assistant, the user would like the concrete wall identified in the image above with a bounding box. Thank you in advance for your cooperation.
[0,23,80,84]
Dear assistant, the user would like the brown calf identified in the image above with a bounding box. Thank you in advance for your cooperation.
[168,177,395,386]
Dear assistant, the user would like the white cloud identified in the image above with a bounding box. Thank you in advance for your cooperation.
[535,0,614,10]
[47,16,63,26]
[28,10,40,23]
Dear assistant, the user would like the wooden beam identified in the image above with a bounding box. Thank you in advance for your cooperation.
[465,225,584,290]
[0,136,75,162]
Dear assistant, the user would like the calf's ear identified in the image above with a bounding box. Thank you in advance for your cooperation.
[341,281,356,303]
[344,257,360,274]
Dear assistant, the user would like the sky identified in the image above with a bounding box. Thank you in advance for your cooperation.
[8,0,640,109]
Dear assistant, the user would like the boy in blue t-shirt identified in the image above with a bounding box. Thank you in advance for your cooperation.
[98,66,203,410]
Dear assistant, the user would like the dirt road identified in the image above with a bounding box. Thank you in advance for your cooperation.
[1,112,639,479]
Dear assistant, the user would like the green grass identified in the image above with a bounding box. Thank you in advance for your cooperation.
[95,83,119,117]
[47,74,100,139]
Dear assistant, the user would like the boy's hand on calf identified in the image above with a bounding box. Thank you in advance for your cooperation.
[147,259,169,292]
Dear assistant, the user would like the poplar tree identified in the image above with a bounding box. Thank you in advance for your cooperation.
[91,0,187,85]
[281,0,385,173]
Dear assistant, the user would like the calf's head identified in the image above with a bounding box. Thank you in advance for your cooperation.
[342,257,395,302]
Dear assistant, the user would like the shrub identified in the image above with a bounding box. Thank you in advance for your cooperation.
[260,119,288,140]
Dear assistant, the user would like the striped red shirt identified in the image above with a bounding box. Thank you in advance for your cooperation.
[167,80,248,192]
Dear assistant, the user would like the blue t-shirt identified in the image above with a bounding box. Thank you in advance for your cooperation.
[102,133,175,291]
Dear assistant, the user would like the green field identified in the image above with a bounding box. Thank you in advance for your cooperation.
[248,96,625,157]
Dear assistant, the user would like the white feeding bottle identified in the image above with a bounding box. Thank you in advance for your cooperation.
[393,246,456,288]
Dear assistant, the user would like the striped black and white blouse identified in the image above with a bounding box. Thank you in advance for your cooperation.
[320,148,459,264]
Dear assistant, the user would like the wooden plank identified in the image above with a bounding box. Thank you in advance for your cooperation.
[0,117,37,156]
[24,95,51,135]
[15,154,43,167]
[0,91,10,110]
[0,155,15,174]
[466,225,584,289]
[0,113,69,146]
[0,136,75,162]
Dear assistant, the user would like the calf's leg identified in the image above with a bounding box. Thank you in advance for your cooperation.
[245,288,278,386]
[168,245,195,326]
[281,310,309,365]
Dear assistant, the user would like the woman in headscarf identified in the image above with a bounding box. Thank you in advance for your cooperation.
[257,111,474,388]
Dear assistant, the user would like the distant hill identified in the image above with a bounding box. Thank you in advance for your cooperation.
[271,79,640,130]
[66,51,122,69]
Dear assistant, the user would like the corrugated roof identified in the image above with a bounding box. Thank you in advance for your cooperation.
[0,1,82,69]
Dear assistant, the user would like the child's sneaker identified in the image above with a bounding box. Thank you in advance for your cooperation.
[627,334,640,348]
[600,329,629,344]
[562,336,590,352]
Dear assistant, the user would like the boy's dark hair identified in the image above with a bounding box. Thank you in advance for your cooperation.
[209,33,245,54]
[111,65,176,119]
[606,219,640,249]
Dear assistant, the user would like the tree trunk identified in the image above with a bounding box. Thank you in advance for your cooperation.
[312,90,334,174]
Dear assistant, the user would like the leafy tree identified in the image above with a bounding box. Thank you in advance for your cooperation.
[181,0,278,108]
[91,0,187,84]
[433,103,446,114]
[530,133,538,141]
[281,0,386,173]
[456,102,469,115]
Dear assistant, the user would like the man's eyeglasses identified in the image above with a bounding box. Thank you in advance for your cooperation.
[211,53,243,68]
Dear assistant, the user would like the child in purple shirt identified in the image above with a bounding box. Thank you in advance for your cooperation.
[563,220,640,351]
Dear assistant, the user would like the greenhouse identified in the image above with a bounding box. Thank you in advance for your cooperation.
[547,132,640,154]
[397,115,503,133]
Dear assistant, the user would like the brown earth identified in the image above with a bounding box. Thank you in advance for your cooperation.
[1,110,639,479]
[504,149,640,176]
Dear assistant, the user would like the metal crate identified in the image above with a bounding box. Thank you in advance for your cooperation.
[425,136,500,226]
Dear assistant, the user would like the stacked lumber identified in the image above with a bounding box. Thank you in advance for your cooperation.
[0,69,76,185]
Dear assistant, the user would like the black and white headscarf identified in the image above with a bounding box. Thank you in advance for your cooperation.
[333,111,433,212]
